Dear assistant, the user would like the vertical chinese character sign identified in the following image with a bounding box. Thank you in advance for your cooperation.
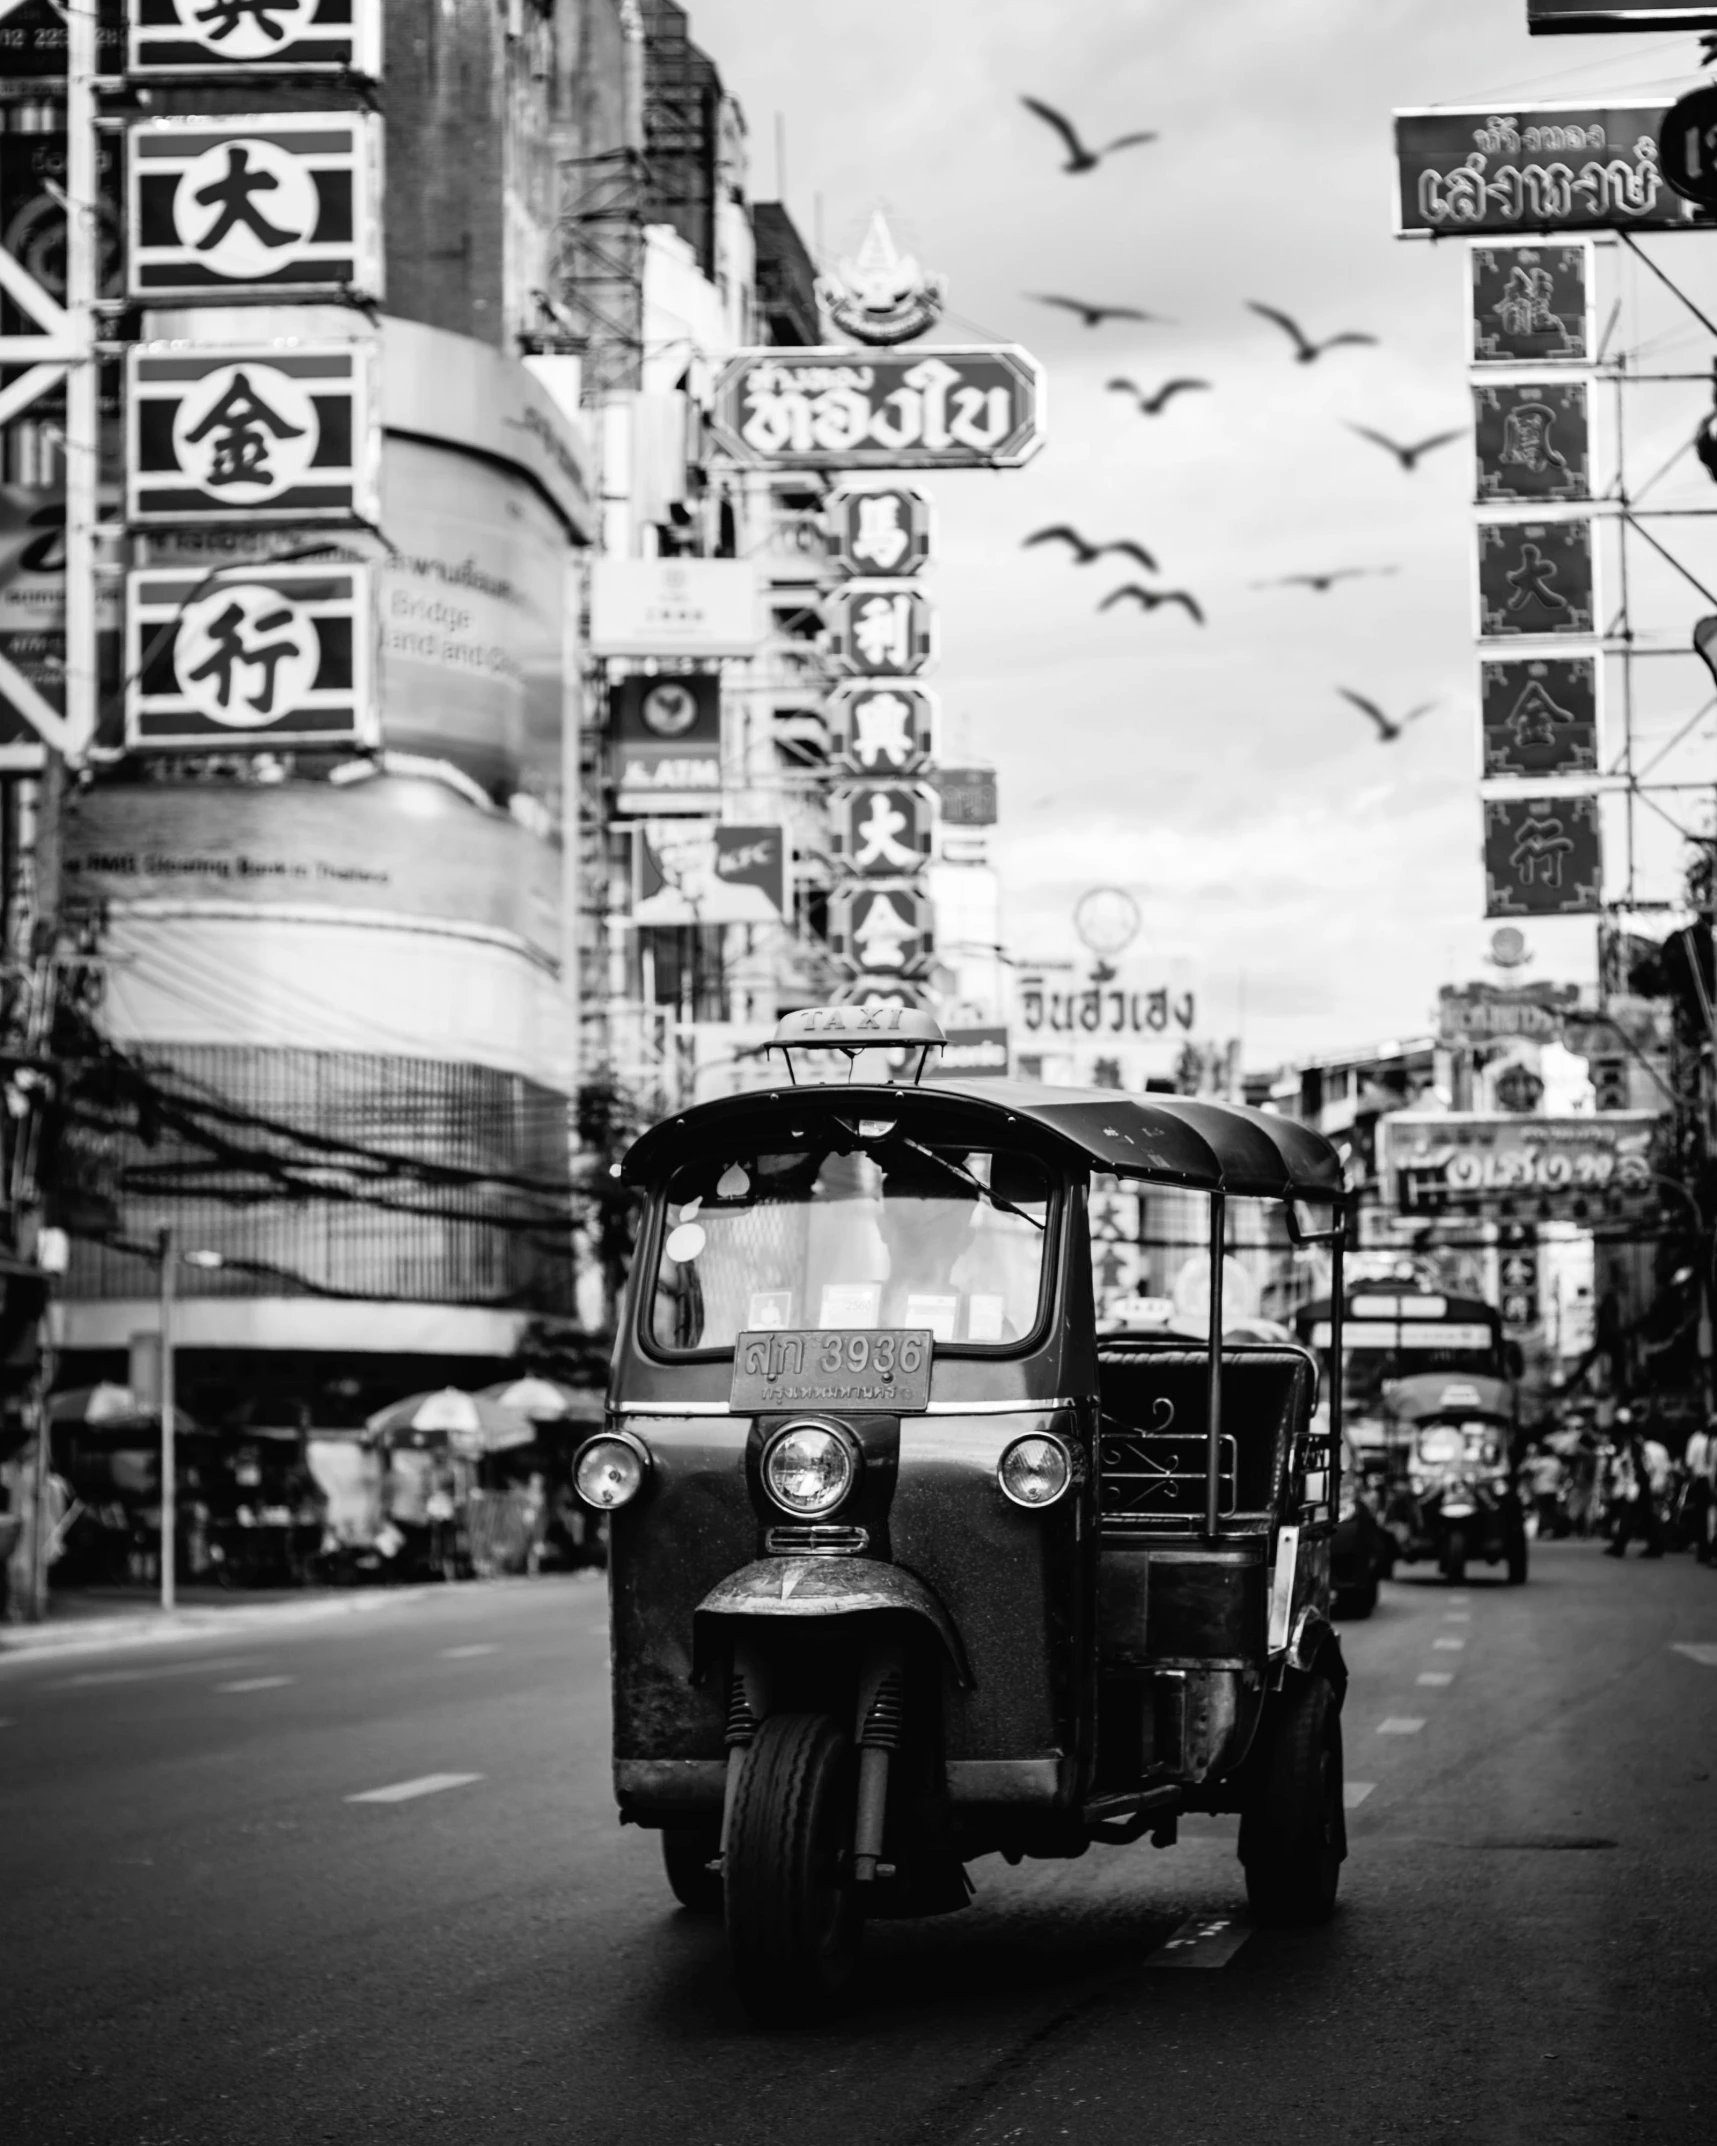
[1483,795,1603,917]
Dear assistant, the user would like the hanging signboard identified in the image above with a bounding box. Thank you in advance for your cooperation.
[1472,242,1593,364]
[127,0,383,77]
[1658,85,1717,207]
[1379,1110,1660,1221]
[927,766,998,827]
[1483,794,1603,916]
[1476,518,1595,638]
[1438,980,1581,1043]
[632,820,786,926]
[126,112,384,302]
[825,582,936,675]
[125,342,378,524]
[1394,106,1701,235]
[828,882,934,974]
[1479,654,1600,777]
[609,673,722,815]
[826,680,937,774]
[589,558,760,657]
[126,562,373,749]
[833,782,935,875]
[925,1026,1010,1082]
[1528,2,1717,28]
[1018,975,1197,1036]
[1474,381,1590,504]
[0,0,125,74]
[0,132,124,333]
[827,485,933,576]
[708,348,1046,470]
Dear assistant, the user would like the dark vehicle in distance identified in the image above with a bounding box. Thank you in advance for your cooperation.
[575,1005,1354,2023]
[1383,1373,1527,1585]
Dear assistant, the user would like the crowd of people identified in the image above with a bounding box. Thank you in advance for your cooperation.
[1515,1407,1715,1563]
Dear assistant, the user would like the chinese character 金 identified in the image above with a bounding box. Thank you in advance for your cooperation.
[182,369,307,488]
[192,145,302,254]
[184,601,300,718]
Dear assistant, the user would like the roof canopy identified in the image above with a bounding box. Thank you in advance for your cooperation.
[622,1078,1342,1202]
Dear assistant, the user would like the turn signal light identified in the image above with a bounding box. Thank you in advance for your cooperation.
[574,1433,649,1510]
[998,1434,1072,1509]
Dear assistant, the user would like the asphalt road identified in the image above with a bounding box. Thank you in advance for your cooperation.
[2,1543,1713,2146]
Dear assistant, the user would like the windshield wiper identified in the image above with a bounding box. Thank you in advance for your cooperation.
[885,1135,1047,1233]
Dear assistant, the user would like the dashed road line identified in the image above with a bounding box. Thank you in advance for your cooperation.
[1671,1641,1717,1667]
[346,1773,484,1805]
[1434,1637,1466,1650]
[1445,1612,1472,1623]
[1417,1671,1454,1687]
[440,1644,499,1659]
[1343,1781,1376,1808]
[57,1656,259,1689]
[215,1676,294,1693]
[1378,1717,1426,1735]
[1448,1594,1471,1604]
[1147,1911,1252,1970]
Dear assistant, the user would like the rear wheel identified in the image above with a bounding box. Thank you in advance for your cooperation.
[1241,1674,1345,1926]
[1440,1527,1467,1585]
[725,1712,862,2025]
[662,1826,723,1914]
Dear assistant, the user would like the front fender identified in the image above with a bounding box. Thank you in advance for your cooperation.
[1287,1605,1348,1697]
[692,1557,974,1688]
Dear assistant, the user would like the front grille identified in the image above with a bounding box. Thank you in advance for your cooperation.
[764,1524,870,1557]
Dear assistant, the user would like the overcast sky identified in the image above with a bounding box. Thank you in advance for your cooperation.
[692,0,1716,1065]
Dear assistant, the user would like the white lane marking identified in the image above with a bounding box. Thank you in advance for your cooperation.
[439,1644,498,1659]
[1434,1637,1466,1650]
[1671,1642,1717,1667]
[346,1773,483,1805]
[1378,1717,1426,1734]
[215,1676,294,1693]
[1343,1781,1376,1808]
[1147,1911,1252,1970]
[1445,1612,1472,1623]
[58,1656,259,1689]
[1448,1594,1471,1604]
[1417,1672,1454,1687]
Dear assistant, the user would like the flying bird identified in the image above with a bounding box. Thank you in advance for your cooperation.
[1344,421,1464,472]
[1247,300,1377,364]
[1025,527,1159,572]
[1020,97,1158,173]
[1254,567,1401,594]
[1028,293,1165,329]
[1100,584,1205,625]
[1338,687,1435,742]
[1106,376,1210,415]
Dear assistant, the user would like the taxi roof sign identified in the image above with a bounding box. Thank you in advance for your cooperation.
[768,1003,947,1084]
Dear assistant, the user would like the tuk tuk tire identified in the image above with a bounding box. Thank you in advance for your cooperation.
[1505,1532,1529,1586]
[1440,1529,1467,1585]
[662,1827,723,1915]
[1241,1673,1345,1927]
[725,1712,862,2025]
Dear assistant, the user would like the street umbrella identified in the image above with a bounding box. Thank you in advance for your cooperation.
[48,1383,199,1437]
[477,1376,605,1427]
[364,1387,536,1456]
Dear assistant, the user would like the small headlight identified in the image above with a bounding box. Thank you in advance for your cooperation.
[998,1434,1072,1509]
[574,1434,648,1510]
[763,1424,855,1515]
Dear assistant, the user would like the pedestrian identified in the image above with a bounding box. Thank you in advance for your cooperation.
[1604,1424,1665,1559]
[1681,1419,1714,1565]
[1521,1441,1566,1539]
[425,1468,458,1583]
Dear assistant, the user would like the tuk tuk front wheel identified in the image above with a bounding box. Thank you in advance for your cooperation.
[1241,1674,1345,1927]
[662,1826,723,1915]
[1440,1527,1467,1584]
[724,1712,862,2025]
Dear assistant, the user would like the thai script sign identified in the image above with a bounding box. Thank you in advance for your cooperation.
[127,0,382,78]
[1483,794,1603,916]
[1394,106,1700,235]
[1438,981,1581,1043]
[126,111,384,301]
[1528,1,1717,29]
[609,675,722,815]
[826,681,937,774]
[1476,519,1594,638]
[1474,381,1589,504]
[1018,978,1197,1036]
[1472,242,1592,363]
[709,348,1045,470]
[125,341,377,523]
[1379,1111,1660,1220]
[825,582,937,675]
[126,562,372,749]
[729,1328,934,1414]
[1480,654,1599,778]
[834,783,935,876]
[828,484,933,575]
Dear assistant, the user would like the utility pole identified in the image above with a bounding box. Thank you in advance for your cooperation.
[158,1227,176,1613]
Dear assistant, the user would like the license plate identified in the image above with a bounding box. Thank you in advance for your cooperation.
[730,1328,934,1414]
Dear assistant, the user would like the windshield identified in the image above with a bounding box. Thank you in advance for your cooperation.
[648,1138,1052,1354]
[1339,1340,1501,1415]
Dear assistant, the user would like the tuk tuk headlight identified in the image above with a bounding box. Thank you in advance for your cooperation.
[998,1434,1073,1509]
[763,1424,857,1516]
[574,1433,650,1511]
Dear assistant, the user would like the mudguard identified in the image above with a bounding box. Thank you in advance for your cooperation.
[1287,1605,1348,1696]
[692,1557,974,1688]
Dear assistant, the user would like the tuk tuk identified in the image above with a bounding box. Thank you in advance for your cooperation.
[574,1006,1352,2023]
[1382,1372,1527,1586]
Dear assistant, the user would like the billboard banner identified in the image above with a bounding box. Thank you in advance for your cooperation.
[1472,242,1593,364]
[833,783,935,876]
[826,681,937,773]
[825,582,937,675]
[609,673,722,814]
[827,485,933,575]
[633,820,786,927]
[127,0,383,77]
[1379,1110,1660,1219]
[926,1026,1010,1082]
[126,562,373,749]
[1394,107,1700,235]
[126,112,384,302]
[1476,518,1594,638]
[1437,980,1580,1043]
[708,348,1046,470]
[1474,381,1589,504]
[1528,2,1717,28]
[589,558,760,658]
[1479,655,1600,777]
[1483,794,1603,915]
[126,341,379,524]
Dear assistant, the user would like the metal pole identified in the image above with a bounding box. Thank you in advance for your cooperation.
[1204,1191,1226,1542]
[159,1227,175,1614]
[64,0,99,767]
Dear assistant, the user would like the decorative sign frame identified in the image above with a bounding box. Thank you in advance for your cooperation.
[827,880,934,974]
[126,0,382,77]
[1471,241,1594,364]
[1394,105,1700,236]
[827,484,934,576]
[1475,518,1596,639]
[825,582,937,676]
[709,347,1045,470]
[1474,380,1590,504]
[1482,793,1603,916]
[833,782,935,876]
[1478,654,1600,778]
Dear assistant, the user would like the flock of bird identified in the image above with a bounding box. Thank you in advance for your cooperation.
[1015,96,1453,746]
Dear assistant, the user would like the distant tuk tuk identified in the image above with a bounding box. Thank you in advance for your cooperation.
[1382,1372,1527,1586]
[575,1006,1353,2023]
